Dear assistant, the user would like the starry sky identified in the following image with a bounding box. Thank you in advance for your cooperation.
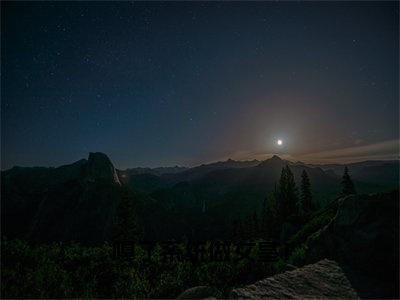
[1,1,399,169]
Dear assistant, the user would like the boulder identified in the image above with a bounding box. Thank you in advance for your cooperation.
[230,259,358,299]
[176,286,222,299]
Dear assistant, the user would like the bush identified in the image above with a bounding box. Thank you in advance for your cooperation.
[1,239,279,298]
[287,245,306,266]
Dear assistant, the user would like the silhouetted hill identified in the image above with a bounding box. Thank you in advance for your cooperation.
[2,153,398,242]
[165,158,261,182]
[84,152,121,184]
[1,152,123,243]
[196,155,336,188]
[124,166,187,175]
[311,160,399,188]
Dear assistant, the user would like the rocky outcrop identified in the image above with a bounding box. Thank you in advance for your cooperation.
[305,191,399,275]
[2,152,123,243]
[304,190,399,298]
[230,259,358,299]
[84,152,121,185]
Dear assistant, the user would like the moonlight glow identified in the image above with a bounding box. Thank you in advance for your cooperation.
[1,2,397,169]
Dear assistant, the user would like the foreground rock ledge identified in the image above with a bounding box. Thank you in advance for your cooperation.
[230,259,358,299]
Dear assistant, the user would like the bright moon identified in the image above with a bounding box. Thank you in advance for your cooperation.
[277,139,283,146]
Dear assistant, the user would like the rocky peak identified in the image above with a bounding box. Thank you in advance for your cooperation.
[258,154,284,168]
[270,154,282,161]
[84,152,120,185]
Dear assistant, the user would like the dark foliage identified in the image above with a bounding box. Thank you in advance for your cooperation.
[299,170,314,215]
[1,239,283,298]
[341,166,356,195]
[275,166,299,223]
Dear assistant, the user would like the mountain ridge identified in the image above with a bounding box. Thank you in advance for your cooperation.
[1,151,399,243]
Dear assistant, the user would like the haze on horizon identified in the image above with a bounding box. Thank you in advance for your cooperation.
[1,2,399,170]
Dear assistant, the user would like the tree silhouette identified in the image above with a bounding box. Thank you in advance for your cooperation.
[341,166,356,195]
[300,170,314,215]
[276,165,298,222]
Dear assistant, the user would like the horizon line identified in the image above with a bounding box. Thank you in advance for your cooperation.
[2,153,399,172]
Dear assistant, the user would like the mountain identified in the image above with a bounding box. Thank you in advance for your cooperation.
[119,166,187,177]
[311,160,399,188]
[123,155,398,240]
[84,152,121,185]
[116,166,188,188]
[142,155,340,237]
[166,158,261,182]
[123,156,398,203]
[2,153,398,242]
[194,155,336,189]
[118,158,261,193]
[1,152,123,244]
[2,154,398,298]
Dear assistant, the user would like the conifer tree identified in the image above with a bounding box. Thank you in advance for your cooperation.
[276,165,298,222]
[341,166,356,195]
[300,170,314,214]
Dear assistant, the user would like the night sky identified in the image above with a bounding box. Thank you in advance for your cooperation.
[2,1,399,169]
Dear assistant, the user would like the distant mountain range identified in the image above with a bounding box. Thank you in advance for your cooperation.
[2,152,398,243]
[117,154,399,194]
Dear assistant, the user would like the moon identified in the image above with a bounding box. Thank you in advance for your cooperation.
[276,139,283,146]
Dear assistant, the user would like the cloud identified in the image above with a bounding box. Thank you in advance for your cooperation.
[217,150,295,162]
[217,139,399,164]
[295,139,399,163]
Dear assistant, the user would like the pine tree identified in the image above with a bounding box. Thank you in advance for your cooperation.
[300,170,314,215]
[341,166,356,195]
[276,165,299,222]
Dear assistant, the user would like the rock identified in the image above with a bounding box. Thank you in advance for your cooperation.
[306,191,399,277]
[177,286,222,299]
[230,259,358,299]
[84,152,120,185]
[282,263,297,272]
[304,190,399,298]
